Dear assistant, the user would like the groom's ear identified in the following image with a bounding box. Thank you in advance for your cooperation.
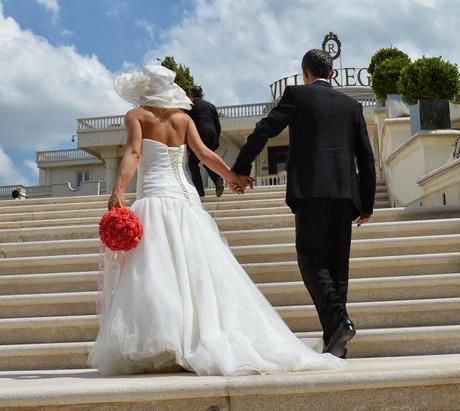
[302,69,309,84]
[326,69,334,81]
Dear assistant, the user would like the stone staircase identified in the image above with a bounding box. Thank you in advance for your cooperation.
[0,182,460,410]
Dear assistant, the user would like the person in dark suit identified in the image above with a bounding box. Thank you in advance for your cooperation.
[187,85,225,197]
[231,49,376,358]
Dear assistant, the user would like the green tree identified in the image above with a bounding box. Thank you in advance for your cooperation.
[371,55,411,102]
[161,56,194,94]
[397,56,460,105]
[368,47,410,76]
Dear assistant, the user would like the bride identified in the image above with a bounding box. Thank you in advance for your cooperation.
[86,61,345,376]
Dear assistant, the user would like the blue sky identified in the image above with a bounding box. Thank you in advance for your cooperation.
[1,0,460,187]
[2,0,192,71]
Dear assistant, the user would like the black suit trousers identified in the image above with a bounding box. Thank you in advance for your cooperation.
[294,198,354,345]
[188,135,220,196]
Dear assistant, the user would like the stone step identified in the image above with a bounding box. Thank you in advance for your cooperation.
[0,197,288,216]
[1,354,458,411]
[202,183,388,195]
[1,273,459,316]
[0,195,392,219]
[223,218,460,244]
[2,205,460,232]
[1,251,459,279]
[0,271,97,294]
[280,297,460,332]
[0,297,458,344]
[0,191,297,214]
[0,203,299,223]
[233,234,460,263]
[0,194,390,222]
[259,273,460,306]
[297,325,460,358]
[2,217,460,245]
[0,184,388,209]
[0,325,457,371]
[2,233,458,259]
[246,252,460,283]
[3,264,459,296]
[0,185,289,209]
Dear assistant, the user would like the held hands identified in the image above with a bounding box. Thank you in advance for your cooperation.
[226,171,255,194]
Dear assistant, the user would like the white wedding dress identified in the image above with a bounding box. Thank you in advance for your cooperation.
[87,138,345,376]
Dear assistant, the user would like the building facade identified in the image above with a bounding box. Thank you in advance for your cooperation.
[1,71,459,210]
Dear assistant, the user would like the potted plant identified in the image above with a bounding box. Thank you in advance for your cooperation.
[397,56,460,135]
[369,47,411,115]
[368,47,410,77]
[372,56,411,117]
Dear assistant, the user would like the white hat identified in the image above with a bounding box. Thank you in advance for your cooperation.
[113,61,193,110]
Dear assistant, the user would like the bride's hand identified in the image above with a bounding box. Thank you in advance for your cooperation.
[226,172,254,194]
[108,190,126,210]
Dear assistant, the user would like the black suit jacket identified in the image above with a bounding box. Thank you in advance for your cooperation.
[188,98,221,149]
[232,81,376,220]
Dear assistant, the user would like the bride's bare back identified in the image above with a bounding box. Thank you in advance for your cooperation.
[108,104,251,209]
[134,106,189,147]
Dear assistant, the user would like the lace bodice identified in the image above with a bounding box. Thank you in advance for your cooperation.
[136,138,201,205]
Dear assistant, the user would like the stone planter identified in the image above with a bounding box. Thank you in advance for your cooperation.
[385,94,409,119]
[409,99,451,135]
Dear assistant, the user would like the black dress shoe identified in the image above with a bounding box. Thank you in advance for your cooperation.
[323,319,356,358]
[215,178,224,197]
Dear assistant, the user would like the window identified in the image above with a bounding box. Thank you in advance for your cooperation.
[77,170,90,187]
[268,146,288,174]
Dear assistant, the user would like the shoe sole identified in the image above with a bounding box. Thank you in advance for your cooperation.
[324,327,356,357]
[330,327,356,357]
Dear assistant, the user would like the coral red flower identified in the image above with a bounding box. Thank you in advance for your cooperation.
[99,207,143,251]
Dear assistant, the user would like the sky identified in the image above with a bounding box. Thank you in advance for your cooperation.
[1,0,460,186]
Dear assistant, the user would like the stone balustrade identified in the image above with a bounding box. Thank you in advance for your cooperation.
[217,102,276,118]
[0,184,51,199]
[0,180,108,199]
[256,173,287,186]
[36,149,97,162]
[77,115,125,131]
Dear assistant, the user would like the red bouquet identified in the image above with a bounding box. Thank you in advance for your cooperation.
[99,207,143,251]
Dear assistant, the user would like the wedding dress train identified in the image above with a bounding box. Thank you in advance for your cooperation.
[86,138,345,376]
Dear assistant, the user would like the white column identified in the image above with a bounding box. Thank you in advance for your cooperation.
[104,157,120,194]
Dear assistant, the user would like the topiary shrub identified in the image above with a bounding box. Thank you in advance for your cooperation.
[371,56,411,102]
[453,85,460,105]
[397,56,460,105]
[368,47,410,76]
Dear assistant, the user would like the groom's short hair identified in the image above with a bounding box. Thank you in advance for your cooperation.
[190,85,203,98]
[302,49,333,79]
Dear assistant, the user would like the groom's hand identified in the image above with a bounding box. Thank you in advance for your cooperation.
[356,213,371,227]
[226,172,254,194]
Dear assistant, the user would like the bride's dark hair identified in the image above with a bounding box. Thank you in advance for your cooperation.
[302,49,333,78]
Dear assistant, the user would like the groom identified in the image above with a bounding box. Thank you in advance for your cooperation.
[231,49,376,358]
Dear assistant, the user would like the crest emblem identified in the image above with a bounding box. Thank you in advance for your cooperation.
[322,32,341,60]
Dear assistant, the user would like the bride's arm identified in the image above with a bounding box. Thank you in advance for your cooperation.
[108,111,142,209]
[185,117,253,190]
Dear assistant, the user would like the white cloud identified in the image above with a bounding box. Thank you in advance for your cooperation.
[137,19,156,41]
[23,159,40,180]
[35,0,60,22]
[104,0,129,17]
[148,0,460,105]
[0,6,131,186]
[0,146,32,186]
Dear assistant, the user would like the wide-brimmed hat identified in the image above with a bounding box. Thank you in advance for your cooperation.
[113,61,192,110]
